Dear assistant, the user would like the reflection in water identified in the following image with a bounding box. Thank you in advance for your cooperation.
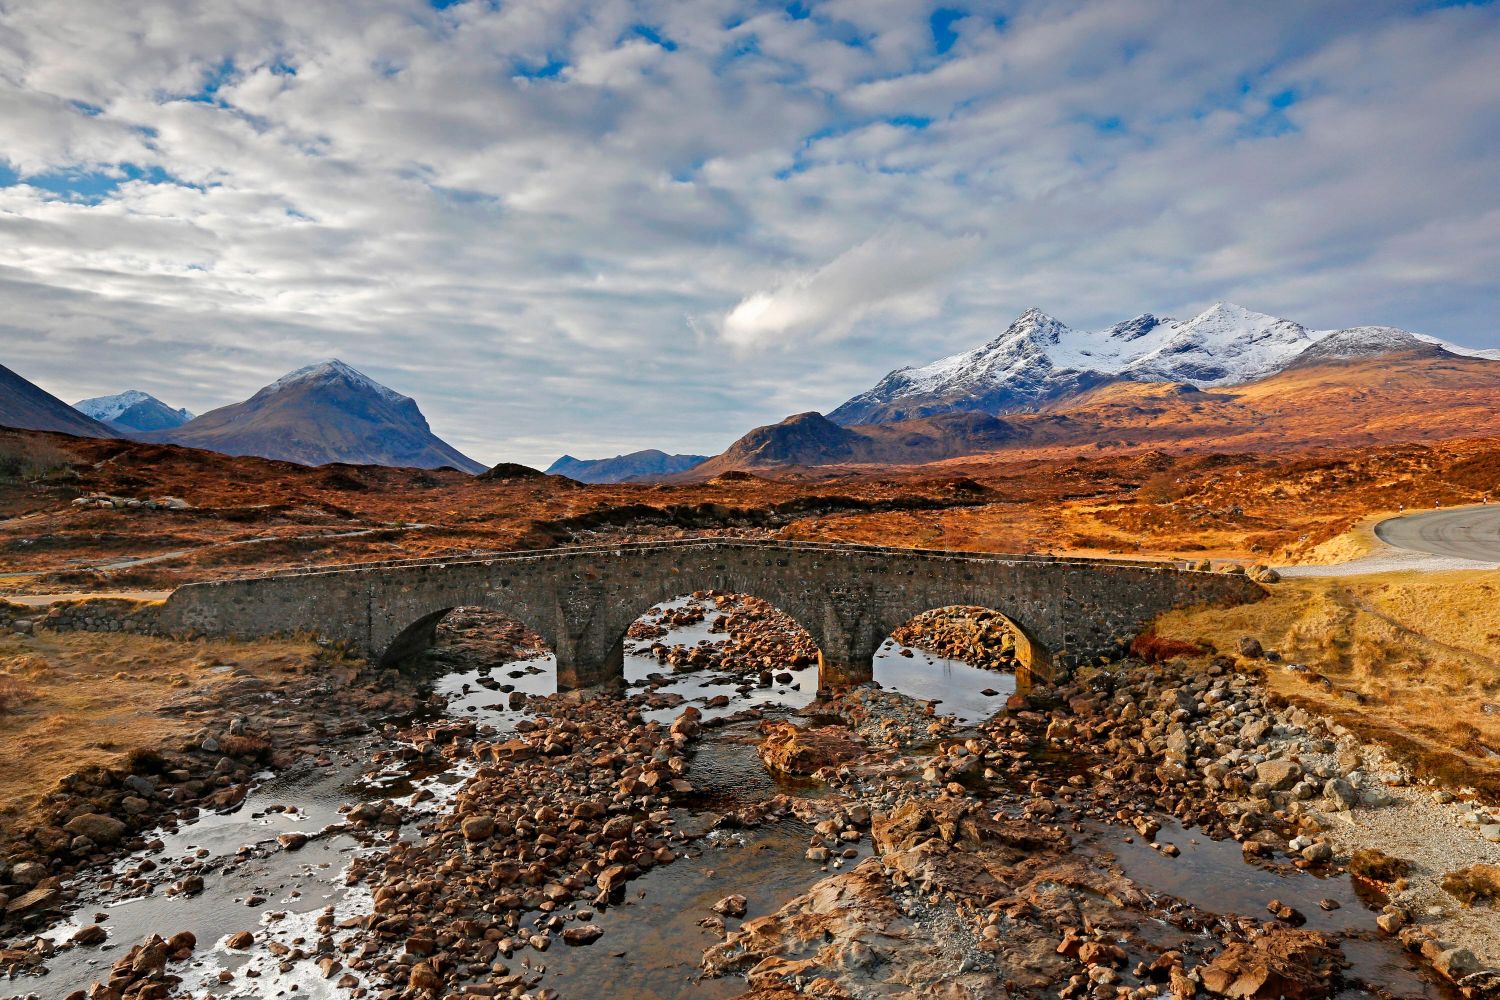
[872,642,1015,725]
[539,817,872,1000]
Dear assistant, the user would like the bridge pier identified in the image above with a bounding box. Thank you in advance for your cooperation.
[817,652,875,689]
[555,642,624,694]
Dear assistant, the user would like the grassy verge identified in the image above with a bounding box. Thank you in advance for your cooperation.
[1155,570,1500,798]
[0,630,329,833]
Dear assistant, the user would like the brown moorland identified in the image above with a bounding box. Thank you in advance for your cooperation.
[2,427,1499,592]
[0,628,332,839]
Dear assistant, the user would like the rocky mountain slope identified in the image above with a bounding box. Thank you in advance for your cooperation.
[140,360,485,473]
[827,302,1489,426]
[546,449,707,483]
[74,390,194,433]
[0,363,117,438]
[697,330,1500,474]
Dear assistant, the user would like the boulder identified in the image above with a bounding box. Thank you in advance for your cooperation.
[1197,929,1340,999]
[1255,759,1302,791]
[563,924,604,946]
[461,815,496,841]
[63,812,127,845]
[757,720,864,776]
[713,894,748,918]
[1433,947,1479,982]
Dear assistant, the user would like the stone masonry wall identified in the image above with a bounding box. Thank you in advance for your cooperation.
[37,599,166,637]
[155,540,1265,691]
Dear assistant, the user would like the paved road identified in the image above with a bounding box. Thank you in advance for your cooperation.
[1281,504,1500,577]
[1374,504,1500,563]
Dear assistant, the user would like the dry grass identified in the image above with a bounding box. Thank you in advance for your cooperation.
[0,630,327,829]
[0,431,79,483]
[1155,570,1500,796]
[1443,864,1500,908]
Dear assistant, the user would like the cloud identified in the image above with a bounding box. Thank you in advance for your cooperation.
[0,0,1496,467]
[722,226,981,349]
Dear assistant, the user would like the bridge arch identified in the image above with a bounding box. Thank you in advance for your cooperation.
[614,590,822,688]
[378,603,558,673]
[586,575,837,694]
[873,603,1051,688]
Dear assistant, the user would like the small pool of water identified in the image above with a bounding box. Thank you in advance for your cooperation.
[873,642,1015,725]
[538,817,871,1000]
[1094,817,1376,933]
[1093,817,1461,999]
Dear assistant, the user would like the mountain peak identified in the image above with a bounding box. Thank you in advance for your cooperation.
[826,301,1459,426]
[264,359,409,406]
[143,360,484,473]
[1006,307,1069,341]
[1187,301,1291,330]
[1288,326,1446,367]
[74,389,194,433]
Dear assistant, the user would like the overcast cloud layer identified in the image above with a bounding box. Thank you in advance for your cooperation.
[2,0,1498,467]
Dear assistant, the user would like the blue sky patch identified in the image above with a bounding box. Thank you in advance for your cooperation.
[632,25,678,51]
[930,8,967,54]
[515,56,566,79]
[176,58,236,104]
[6,163,189,203]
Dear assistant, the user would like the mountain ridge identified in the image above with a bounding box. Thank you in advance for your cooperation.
[826,302,1486,426]
[697,333,1500,475]
[0,364,118,439]
[545,449,708,483]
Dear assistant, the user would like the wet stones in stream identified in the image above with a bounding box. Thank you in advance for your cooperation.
[338,697,710,996]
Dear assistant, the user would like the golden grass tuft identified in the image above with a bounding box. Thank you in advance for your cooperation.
[1442,864,1500,907]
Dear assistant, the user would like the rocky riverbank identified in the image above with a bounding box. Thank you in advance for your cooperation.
[0,639,428,988]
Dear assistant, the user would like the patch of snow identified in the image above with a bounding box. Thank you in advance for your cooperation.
[832,301,1500,423]
[74,389,191,423]
[262,359,410,405]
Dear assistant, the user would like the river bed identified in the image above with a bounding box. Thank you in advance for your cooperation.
[5,595,1458,1000]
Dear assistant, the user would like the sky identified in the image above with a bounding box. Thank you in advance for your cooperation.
[2,0,1499,468]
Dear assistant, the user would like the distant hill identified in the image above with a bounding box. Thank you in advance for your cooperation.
[687,410,1021,477]
[0,363,117,438]
[141,359,485,473]
[75,389,194,433]
[546,449,707,483]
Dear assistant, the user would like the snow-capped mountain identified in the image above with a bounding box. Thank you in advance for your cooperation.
[827,302,1472,426]
[74,389,193,433]
[826,308,1115,426]
[1283,326,1445,367]
[140,359,485,473]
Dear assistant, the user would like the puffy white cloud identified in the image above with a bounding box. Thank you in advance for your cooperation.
[0,0,1496,467]
[722,226,981,349]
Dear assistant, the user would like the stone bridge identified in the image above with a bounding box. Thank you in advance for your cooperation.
[154,539,1264,691]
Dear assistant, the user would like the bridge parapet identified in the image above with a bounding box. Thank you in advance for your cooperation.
[156,539,1264,691]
